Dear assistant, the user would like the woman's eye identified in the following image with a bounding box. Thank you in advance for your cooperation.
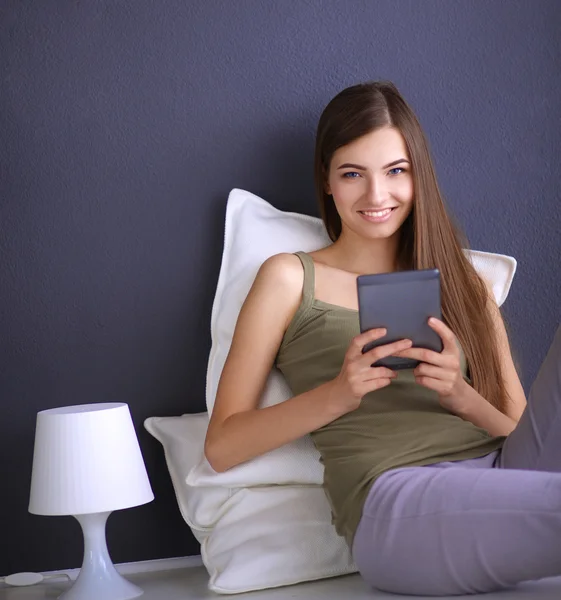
[343,171,360,178]
[388,167,404,176]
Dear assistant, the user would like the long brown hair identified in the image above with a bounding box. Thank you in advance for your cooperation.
[314,81,512,414]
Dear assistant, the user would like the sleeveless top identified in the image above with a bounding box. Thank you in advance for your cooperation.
[274,252,506,547]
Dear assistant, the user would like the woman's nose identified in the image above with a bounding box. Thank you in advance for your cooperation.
[365,177,388,207]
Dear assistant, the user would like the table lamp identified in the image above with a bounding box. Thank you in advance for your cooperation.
[29,402,155,600]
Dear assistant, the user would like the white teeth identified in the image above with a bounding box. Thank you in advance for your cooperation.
[362,208,393,217]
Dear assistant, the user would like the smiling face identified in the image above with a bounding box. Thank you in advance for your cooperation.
[325,127,414,241]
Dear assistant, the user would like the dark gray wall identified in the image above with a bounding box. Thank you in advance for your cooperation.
[1,0,560,575]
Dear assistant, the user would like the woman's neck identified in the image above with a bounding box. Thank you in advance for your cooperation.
[325,229,401,275]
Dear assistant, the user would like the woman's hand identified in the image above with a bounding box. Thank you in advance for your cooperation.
[393,317,468,412]
[327,328,413,416]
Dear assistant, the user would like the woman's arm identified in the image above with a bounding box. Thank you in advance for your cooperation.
[452,380,517,436]
[441,279,526,435]
[206,381,347,473]
[453,281,527,436]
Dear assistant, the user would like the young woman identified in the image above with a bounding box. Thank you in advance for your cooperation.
[204,81,561,595]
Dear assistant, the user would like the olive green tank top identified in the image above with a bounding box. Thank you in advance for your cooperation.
[275,251,506,547]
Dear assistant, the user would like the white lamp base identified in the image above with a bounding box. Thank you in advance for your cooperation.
[59,512,143,600]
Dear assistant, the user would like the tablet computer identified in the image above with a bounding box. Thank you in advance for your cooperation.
[357,269,443,370]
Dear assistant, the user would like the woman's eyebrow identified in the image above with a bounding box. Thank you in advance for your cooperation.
[337,158,410,170]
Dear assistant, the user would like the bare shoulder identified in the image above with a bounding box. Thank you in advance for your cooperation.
[259,252,303,276]
[244,252,304,327]
[255,252,304,292]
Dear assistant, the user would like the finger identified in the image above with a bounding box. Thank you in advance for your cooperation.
[414,363,446,380]
[428,317,458,354]
[392,347,445,366]
[362,378,393,394]
[372,378,393,390]
[414,375,448,394]
[362,366,398,381]
[348,328,387,359]
[364,338,413,365]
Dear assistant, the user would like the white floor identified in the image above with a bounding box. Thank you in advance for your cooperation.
[2,566,561,600]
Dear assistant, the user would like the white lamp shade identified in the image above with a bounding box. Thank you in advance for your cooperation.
[29,403,154,516]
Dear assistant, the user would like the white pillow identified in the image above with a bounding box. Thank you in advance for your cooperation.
[189,188,517,489]
[144,414,232,538]
[202,486,356,594]
[145,413,357,594]
[463,248,517,307]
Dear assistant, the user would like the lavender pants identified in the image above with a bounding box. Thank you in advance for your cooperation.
[352,324,561,596]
